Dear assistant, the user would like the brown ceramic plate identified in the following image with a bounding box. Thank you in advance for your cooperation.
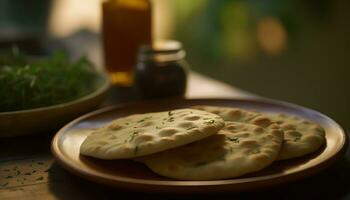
[51,98,348,193]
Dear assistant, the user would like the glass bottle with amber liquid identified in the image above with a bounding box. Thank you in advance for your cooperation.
[102,0,152,86]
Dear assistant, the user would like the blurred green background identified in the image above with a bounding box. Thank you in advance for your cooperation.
[168,0,350,127]
[0,0,349,127]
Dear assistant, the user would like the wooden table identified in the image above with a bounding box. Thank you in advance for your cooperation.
[0,73,349,200]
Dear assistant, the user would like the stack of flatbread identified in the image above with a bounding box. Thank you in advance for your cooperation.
[80,106,326,180]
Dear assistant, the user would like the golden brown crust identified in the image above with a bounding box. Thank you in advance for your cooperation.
[80,109,225,159]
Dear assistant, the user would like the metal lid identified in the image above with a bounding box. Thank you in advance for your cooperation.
[138,40,185,62]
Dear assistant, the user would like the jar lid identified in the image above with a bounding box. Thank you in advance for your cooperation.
[138,40,185,62]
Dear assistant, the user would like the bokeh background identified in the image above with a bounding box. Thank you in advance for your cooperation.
[0,0,349,127]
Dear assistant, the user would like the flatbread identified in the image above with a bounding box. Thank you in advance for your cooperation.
[80,109,225,159]
[268,114,326,160]
[140,121,283,180]
[192,105,278,129]
[193,105,326,160]
[192,105,261,123]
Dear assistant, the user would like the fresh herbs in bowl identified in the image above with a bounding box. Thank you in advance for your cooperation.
[0,51,104,112]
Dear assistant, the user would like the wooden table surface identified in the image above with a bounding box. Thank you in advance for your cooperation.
[0,73,349,200]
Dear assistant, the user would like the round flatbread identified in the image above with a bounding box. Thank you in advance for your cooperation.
[192,105,277,129]
[268,114,326,160]
[80,109,225,159]
[140,121,283,180]
[193,105,326,160]
[192,105,261,123]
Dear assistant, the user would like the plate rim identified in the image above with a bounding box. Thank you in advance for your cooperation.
[51,98,349,191]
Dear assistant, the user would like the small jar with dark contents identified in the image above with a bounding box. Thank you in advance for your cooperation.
[134,40,188,99]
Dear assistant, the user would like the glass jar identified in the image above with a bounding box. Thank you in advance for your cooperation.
[134,40,188,99]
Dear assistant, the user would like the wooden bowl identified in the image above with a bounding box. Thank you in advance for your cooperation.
[0,72,110,137]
